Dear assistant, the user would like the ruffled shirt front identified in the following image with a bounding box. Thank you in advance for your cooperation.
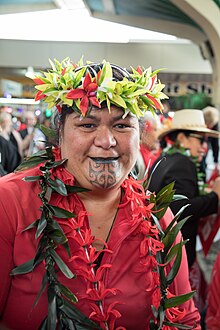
[0,148,200,329]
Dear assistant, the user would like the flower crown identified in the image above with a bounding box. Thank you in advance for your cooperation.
[33,57,168,118]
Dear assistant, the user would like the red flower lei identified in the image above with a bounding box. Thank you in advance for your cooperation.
[50,148,187,329]
[12,147,194,330]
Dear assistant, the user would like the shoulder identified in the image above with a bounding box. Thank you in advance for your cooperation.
[0,166,41,196]
[155,152,194,170]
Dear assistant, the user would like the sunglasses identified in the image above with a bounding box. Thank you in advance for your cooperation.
[188,133,207,144]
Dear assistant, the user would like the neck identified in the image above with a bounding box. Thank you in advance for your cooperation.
[0,131,10,140]
[78,186,122,208]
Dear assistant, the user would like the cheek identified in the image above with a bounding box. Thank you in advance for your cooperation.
[126,135,140,161]
[61,131,82,157]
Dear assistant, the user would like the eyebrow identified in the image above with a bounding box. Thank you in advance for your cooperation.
[83,114,127,121]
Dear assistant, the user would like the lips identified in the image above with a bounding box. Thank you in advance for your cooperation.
[90,157,119,164]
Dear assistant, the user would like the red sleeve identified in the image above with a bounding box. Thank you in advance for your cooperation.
[0,197,15,314]
[206,253,220,329]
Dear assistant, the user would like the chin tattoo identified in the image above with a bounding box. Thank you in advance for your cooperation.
[89,161,120,188]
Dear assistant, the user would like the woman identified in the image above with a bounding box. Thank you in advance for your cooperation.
[148,109,220,313]
[206,252,220,329]
[0,58,200,329]
[135,111,162,179]
[0,112,22,174]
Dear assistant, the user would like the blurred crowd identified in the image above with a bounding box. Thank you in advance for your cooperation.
[0,106,51,176]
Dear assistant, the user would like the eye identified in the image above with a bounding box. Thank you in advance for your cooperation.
[114,123,130,129]
[79,123,96,129]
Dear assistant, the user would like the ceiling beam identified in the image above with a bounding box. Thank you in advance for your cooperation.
[90,12,206,44]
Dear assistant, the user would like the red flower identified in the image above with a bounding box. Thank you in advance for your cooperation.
[149,74,157,90]
[89,301,124,330]
[146,94,162,110]
[86,280,118,301]
[136,66,143,75]
[56,105,62,113]
[33,78,44,85]
[66,72,101,116]
[61,67,67,76]
[35,90,46,101]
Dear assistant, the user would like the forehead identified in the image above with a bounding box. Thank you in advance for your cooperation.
[70,106,138,122]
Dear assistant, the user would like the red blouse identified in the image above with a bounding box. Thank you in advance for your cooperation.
[0,151,200,329]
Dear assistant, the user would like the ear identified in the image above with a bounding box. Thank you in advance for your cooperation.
[176,132,186,142]
[176,132,187,147]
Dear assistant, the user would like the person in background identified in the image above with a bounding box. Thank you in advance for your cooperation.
[148,109,220,315]
[134,111,162,179]
[0,58,200,330]
[0,112,22,174]
[31,115,52,154]
[19,110,37,156]
[201,106,219,180]
[206,251,220,329]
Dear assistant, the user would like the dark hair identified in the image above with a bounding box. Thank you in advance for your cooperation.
[160,129,199,149]
[75,63,132,82]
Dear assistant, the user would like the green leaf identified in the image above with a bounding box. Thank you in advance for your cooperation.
[44,159,67,170]
[158,306,165,328]
[34,235,48,265]
[39,317,48,330]
[59,283,78,303]
[166,243,182,285]
[48,286,57,330]
[47,228,68,246]
[172,194,188,201]
[149,319,157,330]
[11,258,35,275]
[58,299,101,329]
[163,320,194,329]
[163,217,190,254]
[36,211,47,239]
[22,219,39,232]
[16,156,48,171]
[165,240,188,264]
[23,175,42,182]
[164,291,196,309]
[151,305,158,319]
[163,204,190,235]
[155,182,175,207]
[151,213,164,236]
[40,125,57,139]
[48,177,68,196]
[48,205,76,219]
[33,272,48,307]
[49,249,75,279]
[66,185,90,194]
[73,66,86,88]
[144,157,166,191]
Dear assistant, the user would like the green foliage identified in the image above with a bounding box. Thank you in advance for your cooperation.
[148,181,195,328]
[11,146,94,329]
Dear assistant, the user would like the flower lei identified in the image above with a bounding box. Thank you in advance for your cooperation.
[163,139,208,195]
[33,57,168,117]
[12,147,196,330]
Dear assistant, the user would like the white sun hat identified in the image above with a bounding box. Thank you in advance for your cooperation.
[158,109,220,139]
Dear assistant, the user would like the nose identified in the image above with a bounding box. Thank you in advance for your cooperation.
[94,126,117,149]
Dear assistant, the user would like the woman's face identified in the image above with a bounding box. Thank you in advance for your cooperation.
[60,106,140,190]
[178,132,207,162]
[141,121,159,151]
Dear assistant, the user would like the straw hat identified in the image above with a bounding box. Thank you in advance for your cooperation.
[158,109,220,139]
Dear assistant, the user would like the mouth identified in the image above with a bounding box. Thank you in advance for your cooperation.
[90,157,119,164]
